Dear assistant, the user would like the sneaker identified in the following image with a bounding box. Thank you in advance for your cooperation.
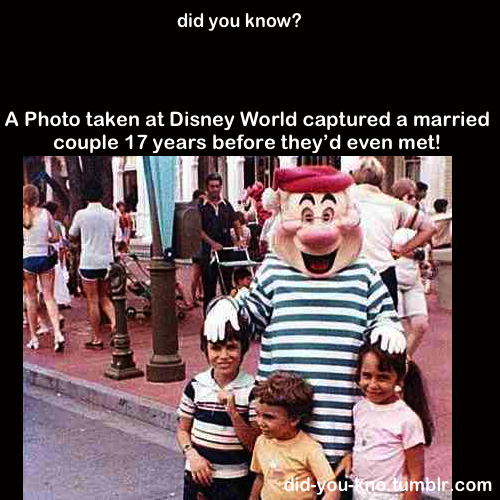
[27,338,39,350]
[54,333,65,353]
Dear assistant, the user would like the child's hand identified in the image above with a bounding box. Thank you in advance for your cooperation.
[187,450,215,487]
[334,452,353,478]
[218,390,237,414]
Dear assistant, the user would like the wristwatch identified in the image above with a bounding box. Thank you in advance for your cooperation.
[182,443,193,455]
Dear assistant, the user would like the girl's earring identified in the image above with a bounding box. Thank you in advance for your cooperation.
[394,385,403,394]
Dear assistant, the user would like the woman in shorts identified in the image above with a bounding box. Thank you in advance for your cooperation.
[391,178,434,357]
[23,184,65,352]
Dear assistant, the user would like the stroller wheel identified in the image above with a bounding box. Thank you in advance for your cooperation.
[126,307,137,319]
[177,311,186,320]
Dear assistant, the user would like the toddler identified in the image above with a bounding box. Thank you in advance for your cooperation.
[250,371,339,500]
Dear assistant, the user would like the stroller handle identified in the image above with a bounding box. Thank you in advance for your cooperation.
[219,246,247,251]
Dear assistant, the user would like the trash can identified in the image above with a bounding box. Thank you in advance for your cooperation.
[433,248,452,310]
[173,202,201,259]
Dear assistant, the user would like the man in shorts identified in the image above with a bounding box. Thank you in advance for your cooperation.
[69,179,117,349]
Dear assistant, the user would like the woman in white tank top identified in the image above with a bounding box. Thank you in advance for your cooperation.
[23,184,65,352]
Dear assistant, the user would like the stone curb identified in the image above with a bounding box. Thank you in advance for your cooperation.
[23,362,179,433]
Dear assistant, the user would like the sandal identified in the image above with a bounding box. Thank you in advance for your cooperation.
[84,341,104,350]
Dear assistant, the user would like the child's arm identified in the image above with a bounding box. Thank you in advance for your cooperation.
[248,473,264,500]
[219,391,261,451]
[177,417,214,488]
[403,444,425,500]
[323,487,341,500]
[334,451,353,477]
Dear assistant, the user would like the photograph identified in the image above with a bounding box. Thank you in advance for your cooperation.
[23,156,453,499]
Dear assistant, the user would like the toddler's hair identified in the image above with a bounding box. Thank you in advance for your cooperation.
[253,371,314,427]
[233,267,252,286]
[357,339,434,446]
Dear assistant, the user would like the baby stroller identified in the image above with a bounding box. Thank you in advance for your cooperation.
[119,254,188,321]
[118,253,152,320]
[213,247,260,295]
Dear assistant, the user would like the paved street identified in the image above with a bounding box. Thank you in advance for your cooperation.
[23,384,185,500]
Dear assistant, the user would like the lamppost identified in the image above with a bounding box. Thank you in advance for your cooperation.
[143,156,186,383]
[104,260,144,380]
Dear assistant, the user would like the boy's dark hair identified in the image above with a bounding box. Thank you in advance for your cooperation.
[84,179,103,202]
[206,172,223,186]
[233,211,247,225]
[253,371,314,427]
[357,339,434,446]
[42,201,59,216]
[433,198,448,213]
[233,267,252,286]
[200,307,250,359]
[416,181,428,192]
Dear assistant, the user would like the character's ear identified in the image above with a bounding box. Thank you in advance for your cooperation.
[262,188,280,213]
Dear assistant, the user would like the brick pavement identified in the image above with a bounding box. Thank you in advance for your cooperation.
[23,260,452,485]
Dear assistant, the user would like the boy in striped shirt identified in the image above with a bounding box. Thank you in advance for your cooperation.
[177,306,259,500]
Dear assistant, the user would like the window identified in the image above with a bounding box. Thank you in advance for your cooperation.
[298,156,341,168]
[404,156,421,182]
[123,170,138,212]
[244,156,278,188]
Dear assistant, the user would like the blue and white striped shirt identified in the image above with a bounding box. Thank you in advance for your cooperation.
[178,369,256,479]
[237,254,401,464]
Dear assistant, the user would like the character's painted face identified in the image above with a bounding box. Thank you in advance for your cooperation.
[272,190,362,278]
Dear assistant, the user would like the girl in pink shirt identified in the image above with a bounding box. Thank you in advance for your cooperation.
[337,339,434,500]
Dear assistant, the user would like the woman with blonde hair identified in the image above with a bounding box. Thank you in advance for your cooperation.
[23,184,65,352]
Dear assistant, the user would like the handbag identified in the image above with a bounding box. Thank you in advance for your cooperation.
[48,244,58,267]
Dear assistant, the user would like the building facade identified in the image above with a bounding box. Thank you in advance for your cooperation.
[30,155,452,246]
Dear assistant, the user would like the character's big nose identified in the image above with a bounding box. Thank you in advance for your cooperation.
[297,226,341,250]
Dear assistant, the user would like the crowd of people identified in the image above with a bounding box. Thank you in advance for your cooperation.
[178,161,451,500]
[23,159,452,500]
[23,179,130,352]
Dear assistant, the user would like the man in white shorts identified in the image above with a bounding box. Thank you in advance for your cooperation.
[69,179,117,349]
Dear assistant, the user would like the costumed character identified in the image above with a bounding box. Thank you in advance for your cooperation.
[204,166,406,470]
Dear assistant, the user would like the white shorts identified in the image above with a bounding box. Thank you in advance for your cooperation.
[397,279,428,319]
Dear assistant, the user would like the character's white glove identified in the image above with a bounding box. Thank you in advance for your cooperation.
[370,326,406,354]
[204,298,240,342]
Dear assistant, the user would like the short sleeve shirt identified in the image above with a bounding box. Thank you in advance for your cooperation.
[177,368,256,479]
[352,398,425,492]
[200,199,236,255]
[69,203,116,270]
[251,431,335,500]
[353,185,425,273]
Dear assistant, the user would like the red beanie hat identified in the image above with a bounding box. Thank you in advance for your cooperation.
[275,166,353,193]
